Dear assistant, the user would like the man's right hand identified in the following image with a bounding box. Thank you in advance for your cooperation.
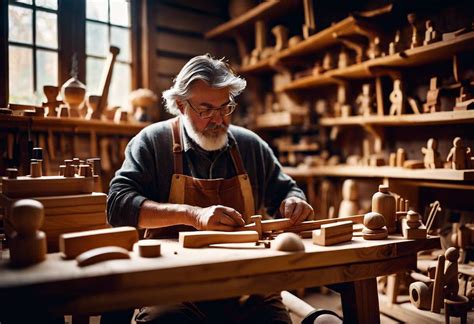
[191,205,245,231]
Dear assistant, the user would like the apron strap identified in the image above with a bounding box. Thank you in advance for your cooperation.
[228,131,246,176]
[170,117,184,175]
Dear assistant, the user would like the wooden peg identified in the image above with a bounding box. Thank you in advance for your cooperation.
[407,13,420,49]
[431,254,446,313]
[29,161,42,178]
[302,0,316,39]
[76,246,130,267]
[134,240,161,258]
[78,164,93,177]
[396,148,406,167]
[179,231,259,248]
[312,221,352,246]
[423,20,438,46]
[250,215,263,239]
[6,168,18,179]
[273,233,305,252]
[389,153,397,167]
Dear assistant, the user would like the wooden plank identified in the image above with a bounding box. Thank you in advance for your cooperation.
[44,204,105,216]
[2,176,94,198]
[155,56,188,76]
[255,111,306,129]
[59,227,139,259]
[43,212,107,231]
[179,230,259,248]
[155,32,227,58]
[313,221,353,246]
[0,0,8,108]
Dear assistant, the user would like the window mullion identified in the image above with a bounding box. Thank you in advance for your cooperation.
[32,2,37,93]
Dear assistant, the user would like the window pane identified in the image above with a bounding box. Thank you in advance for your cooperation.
[13,0,33,5]
[9,46,34,104]
[86,21,109,57]
[37,50,58,91]
[86,57,106,95]
[86,0,108,22]
[109,62,131,107]
[35,0,58,10]
[9,6,33,44]
[36,11,58,49]
[111,26,130,62]
[110,0,130,27]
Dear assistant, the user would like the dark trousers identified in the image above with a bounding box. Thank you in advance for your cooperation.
[135,294,291,324]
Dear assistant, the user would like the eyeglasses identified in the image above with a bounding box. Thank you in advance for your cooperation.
[186,100,237,119]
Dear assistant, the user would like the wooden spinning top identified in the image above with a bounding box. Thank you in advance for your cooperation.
[362,212,388,240]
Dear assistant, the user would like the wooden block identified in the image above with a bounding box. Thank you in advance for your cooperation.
[59,226,139,259]
[76,246,130,267]
[403,160,425,169]
[179,231,259,248]
[2,176,94,198]
[312,221,353,246]
[43,203,105,216]
[43,212,106,231]
[134,240,161,258]
[402,218,427,239]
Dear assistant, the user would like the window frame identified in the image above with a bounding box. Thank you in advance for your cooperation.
[0,0,140,107]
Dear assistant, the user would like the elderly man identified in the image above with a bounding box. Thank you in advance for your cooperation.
[107,54,313,323]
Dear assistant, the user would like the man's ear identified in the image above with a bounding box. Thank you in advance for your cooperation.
[176,100,185,114]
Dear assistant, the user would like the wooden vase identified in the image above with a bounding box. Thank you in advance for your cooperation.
[371,184,396,233]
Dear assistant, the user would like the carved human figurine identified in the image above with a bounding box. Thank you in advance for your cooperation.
[338,47,349,69]
[389,79,404,115]
[322,52,334,71]
[421,138,442,169]
[367,36,381,60]
[334,84,350,117]
[407,13,420,49]
[338,179,360,217]
[423,20,438,45]
[446,137,469,169]
[444,247,460,300]
[389,30,401,55]
[356,84,374,116]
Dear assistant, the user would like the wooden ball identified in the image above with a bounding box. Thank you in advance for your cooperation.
[363,212,386,230]
[445,247,459,262]
[272,233,305,252]
[407,210,421,222]
[10,199,44,234]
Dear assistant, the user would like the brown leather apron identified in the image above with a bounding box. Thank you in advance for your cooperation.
[145,117,255,238]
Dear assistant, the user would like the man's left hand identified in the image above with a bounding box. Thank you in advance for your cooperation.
[279,197,314,225]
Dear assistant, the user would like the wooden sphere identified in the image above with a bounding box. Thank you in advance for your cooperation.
[272,233,305,252]
[407,210,421,222]
[445,247,459,262]
[10,199,44,235]
[363,212,386,230]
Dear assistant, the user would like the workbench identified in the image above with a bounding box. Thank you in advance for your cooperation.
[0,235,439,323]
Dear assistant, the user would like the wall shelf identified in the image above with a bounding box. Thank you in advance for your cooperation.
[237,57,274,74]
[319,110,474,127]
[254,111,306,130]
[283,165,474,181]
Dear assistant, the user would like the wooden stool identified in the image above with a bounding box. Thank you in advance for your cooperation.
[444,296,469,324]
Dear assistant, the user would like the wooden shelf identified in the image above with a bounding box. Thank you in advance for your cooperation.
[255,111,306,130]
[0,115,149,136]
[280,31,474,91]
[237,57,274,74]
[283,165,474,181]
[205,0,298,39]
[319,110,474,126]
[278,143,320,152]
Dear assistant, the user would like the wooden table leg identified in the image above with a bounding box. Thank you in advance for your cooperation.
[329,278,380,324]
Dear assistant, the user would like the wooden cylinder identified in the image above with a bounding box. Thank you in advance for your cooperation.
[30,161,42,178]
[409,281,432,310]
[6,168,18,179]
[372,185,396,233]
[78,164,93,177]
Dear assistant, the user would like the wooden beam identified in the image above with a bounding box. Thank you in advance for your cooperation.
[0,0,8,107]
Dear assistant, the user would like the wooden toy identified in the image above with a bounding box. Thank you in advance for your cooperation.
[402,210,427,239]
[362,212,388,240]
[421,138,443,169]
[8,199,47,267]
[76,246,130,267]
[403,160,424,169]
[42,85,62,117]
[423,77,441,113]
[389,79,404,115]
[302,0,316,39]
[272,25,289,52]
[334,83,350,117]
[59,226,138,259]
[388,30,401,55]
[396,148,406,167]
[366,36,381,59]
[338,47,349,69]
[426,200,441,234]
[338,179,360,217]
[409,281,433,310]
[273,232,305,252]
[443,247,469,323]
[447,137,470,169]
[407,13,420,49]
[61,77,86,118]
[372,184,396,233]
[85,95,102,120]
[134,240,161,258]
[312,221,352,246]
[179,230,259,248]
[423,20,439,46]
[96,46,120,117]
[356,84,374,116]
[444,297,469,324]
[431,254,445,313]
[322,52,334,71]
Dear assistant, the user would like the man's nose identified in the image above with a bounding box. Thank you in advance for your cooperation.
[210,110,224,125]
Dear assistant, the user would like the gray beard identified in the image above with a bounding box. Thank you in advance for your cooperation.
[181,114,228,151]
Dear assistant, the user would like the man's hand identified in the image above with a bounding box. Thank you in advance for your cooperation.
[192,205,245,231]
[279,197,314,225]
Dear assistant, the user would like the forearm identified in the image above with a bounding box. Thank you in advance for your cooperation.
[138,200,198,229]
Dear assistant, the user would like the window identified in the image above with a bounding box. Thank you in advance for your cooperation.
[86,0,132,107]
[8,0,58,104]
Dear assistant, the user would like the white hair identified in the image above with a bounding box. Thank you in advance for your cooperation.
[162,54,247,115]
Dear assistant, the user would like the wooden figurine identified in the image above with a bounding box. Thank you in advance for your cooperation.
[334,84,350,117]
[322,52,334,71]
[338,179,360,218]
[388,30,401,55]
[61,77,86,118]
[423,20,439,46]
[338,47,349,69]
[403,210,427,239]
[362,212,388,240]
[273,232,305,252]
[366,36,382,60]
[312,221,353,246]
[356,84,374,116]
[431,254,446,313]
[389,79,404,115]
[372,184,396,233]
[396,148,406,167]
[43,85,62,117]
[407,13,420,49]
[272,25,289,52]
[443,248,469,324]
[421,138,442,168]
[454,85,474,111]
[423,77,441,113]
[9,199,47,267]
[302,0,316,39]
[446,137,469,169]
